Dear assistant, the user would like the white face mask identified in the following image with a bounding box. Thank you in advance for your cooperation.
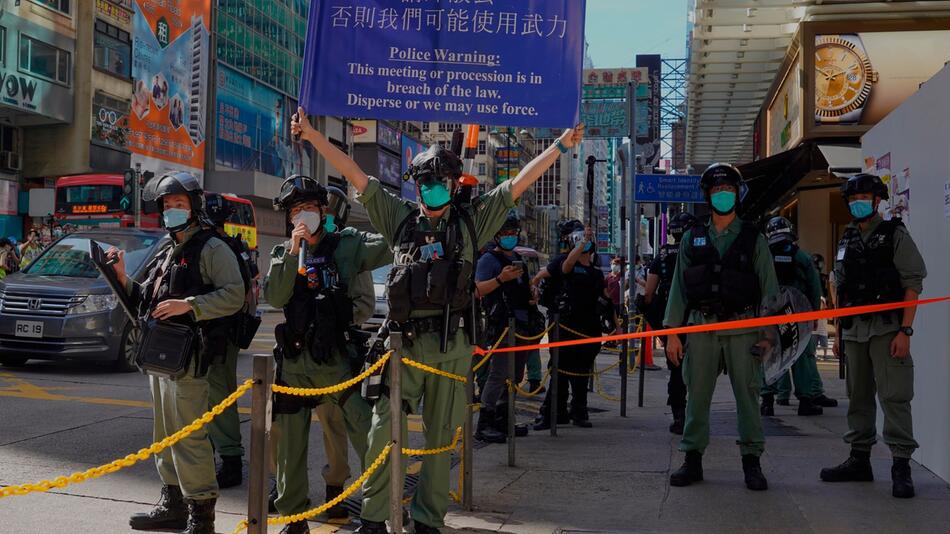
[292,210,322,235]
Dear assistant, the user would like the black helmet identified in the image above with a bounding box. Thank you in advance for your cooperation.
[841,173,889,201]
[765,216,796,245]
[142,171,205,231]
[699,163,744,194]
[498,211,521,235]
[204,192,233,226]
[404,145,463,184]
[557,219,584,238]
[669,212,698,241]
[274,175,328,211]
[325,186,350,227]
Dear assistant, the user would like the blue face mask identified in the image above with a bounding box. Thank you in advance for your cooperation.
[163,208,191,230]
[498,235,518,251]
[710,191,737,214]
[849,199,874,219]
[323,214,337,233]
[419,182,451,210]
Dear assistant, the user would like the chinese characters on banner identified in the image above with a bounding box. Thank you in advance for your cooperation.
[300,1,586,127]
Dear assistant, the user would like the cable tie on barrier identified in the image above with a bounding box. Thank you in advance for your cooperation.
[0,379,256,499]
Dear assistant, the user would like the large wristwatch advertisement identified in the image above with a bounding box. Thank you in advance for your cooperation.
[814,34,879,125]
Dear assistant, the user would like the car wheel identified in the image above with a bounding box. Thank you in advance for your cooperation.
[114,324,141,373]
[0,355,28,367]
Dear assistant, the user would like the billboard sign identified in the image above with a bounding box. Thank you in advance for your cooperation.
[766,55,803,157]
[299,0,587,128]
[581,100,627,138]
[352,120,377,144]
[130,0,210,177]
[215,65,310,178]
[634,174,703,203]
[584,68,647,86]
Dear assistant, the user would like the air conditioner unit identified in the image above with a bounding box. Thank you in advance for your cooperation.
[5,152,21,171]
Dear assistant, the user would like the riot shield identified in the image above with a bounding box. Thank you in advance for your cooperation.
[752,286,816,385]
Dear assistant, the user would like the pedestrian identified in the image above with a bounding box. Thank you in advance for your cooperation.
[531,220,606,430]
[18,230,42,269]
[0,238,18,278]
[664,163,778,491]
[110,171,246,534]
[759,216,837,417]
[265,176,391,533]
[474,212,543,443]
[604,257,625,335]
[201,193,261,490]
[292,107,582,533]
[820,173,927,499]
[643,212,698,435]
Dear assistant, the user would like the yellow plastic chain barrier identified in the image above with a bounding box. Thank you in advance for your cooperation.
[272,351,392,397]
[506,369,551,398]
[232,442,394,534]
[592,373,622,402]
[403,427,463,456]
[472,327,509,373]
[402,357,467,383]
[0,379,255,499]
[514,322,556,341]
[556,360,621,378]
[556,323,592,338]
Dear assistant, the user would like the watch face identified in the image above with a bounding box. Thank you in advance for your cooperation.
[815,36,875,119]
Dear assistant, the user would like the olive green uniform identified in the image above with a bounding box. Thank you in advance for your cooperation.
[146,227,246,500]
[834,214,926,458]
[207,341,244,459]
[762,247,825,400]
[264,228,390,515]
[664,218,779,457]
[358,177,516,528]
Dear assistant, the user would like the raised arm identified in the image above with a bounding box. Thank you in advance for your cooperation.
[291,108,370,193]
[510,124,584,201]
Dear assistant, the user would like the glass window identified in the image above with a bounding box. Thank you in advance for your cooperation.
[478,163,487,175]
[19,34,70,85]
[31,0,70,15]
[94,20,131,79]
[477,140,486,155]
[24,234,162,278]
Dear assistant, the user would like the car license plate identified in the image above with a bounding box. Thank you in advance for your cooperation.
[14,320,43,338]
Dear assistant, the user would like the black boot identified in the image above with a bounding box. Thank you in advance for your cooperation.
[216,455,243,489]
[820,450,874,482]
[527,379,545,394]
[414,520,442,534]
[279,520,310,534]
[181,498,215,534]
[494,403,528,437]
[571,412,593,428]
[892,457,915,498]
[813,394,839,407]
[669,451,703,487]
[669,405,685,434]
[129,485,188,531]
[355,519,388,533]
[475,408,506,443]
[797,397,824,416]
[326,484,348,519]
[760,394,774,416]
[742,455,768,491]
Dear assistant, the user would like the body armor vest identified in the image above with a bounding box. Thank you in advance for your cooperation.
[837,219,904,307]
[682,222,760,316]
[656,244,679,301]
[769,241,801,287]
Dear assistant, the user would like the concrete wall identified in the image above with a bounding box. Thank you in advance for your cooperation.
[862,64,950,482]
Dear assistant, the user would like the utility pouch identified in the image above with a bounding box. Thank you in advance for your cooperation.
[167,264,189,298]
[427,259,452,305]
[136,319,196,380]
[387,265,412,322]
[409,261,430,306]
[361,335,388,403]
[450,261,473,309]
[275,323,304,360]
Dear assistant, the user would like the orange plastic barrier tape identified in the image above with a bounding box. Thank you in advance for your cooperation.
[473,296,950,355]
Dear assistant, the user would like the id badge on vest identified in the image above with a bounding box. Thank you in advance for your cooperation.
[419,240,445,261]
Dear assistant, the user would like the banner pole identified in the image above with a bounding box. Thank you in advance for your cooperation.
[507,317,516,467]
[389,331,404,533]
[549,313,559,437]
[247,355,273,534]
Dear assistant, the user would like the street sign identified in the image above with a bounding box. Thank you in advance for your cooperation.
[583,84,626,100]
[634,174,704,203]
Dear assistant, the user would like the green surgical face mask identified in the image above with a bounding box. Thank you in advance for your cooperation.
[710,191,737,214]
[419,182,451,210]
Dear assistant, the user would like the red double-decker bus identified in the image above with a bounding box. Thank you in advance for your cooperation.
[54,174,158,229]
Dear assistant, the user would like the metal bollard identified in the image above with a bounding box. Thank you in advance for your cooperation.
[247,355,274,534]
[619,312,629,417]
[507,317,516,467]
[463,348,474,511]
[389,331,404,534]
[549,313,559,437]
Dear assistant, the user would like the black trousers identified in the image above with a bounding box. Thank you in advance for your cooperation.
[540,325,601,420]
[666,334,687,416]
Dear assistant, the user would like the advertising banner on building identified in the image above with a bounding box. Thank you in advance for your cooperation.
[401,134,426,201]
[766,56,802,157]
[130,0,211,178]
[215,65,310,178]
[581,101,627,139]
[299,1,586,127]
[92,92,130,150]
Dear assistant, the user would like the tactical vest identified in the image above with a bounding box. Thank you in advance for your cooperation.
[769,241,802,287]
[281,232,354,362]
[836,219,905,307]
[483,249,533,325]
[682,222,760,316]
[386,209,476,323]
[655,244,679,301]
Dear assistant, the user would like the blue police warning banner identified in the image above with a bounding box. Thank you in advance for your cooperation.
[299,1,586,128]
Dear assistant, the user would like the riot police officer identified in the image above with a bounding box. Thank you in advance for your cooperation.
[531,220,607,430]
[474,212,543,443]
[111,172,246,534]
[265,176,391,533]
[820,173,927,499]
[202,193,260,489]
[643,212,697,435]
[664,163,778,491]
[292,108,582,533]
[759,216,832,417]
